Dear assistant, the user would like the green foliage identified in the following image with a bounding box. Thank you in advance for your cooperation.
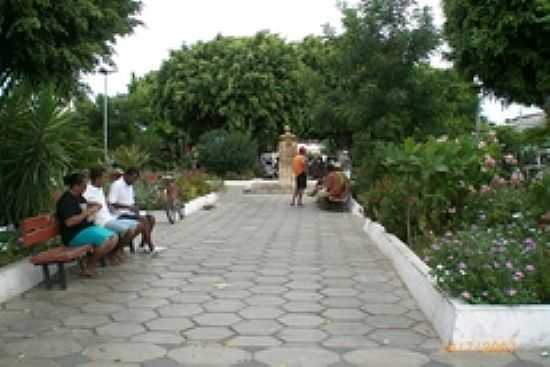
[0,0,142,91]
[196,130,257,177]
[154,32,309,150]
[443,0,550,110]
[112,145,150,170]
[0,84,99,224]
[175,170,213,202]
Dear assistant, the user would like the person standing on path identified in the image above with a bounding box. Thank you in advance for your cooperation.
[291,146,308,206]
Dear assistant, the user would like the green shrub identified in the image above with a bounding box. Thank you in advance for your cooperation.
[0,83,99,225]
[175,170,212,202]
[196,130,257,177]
[112,145,151,170]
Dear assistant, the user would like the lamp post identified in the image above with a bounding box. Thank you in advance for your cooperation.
[98,67,115,163]
[473,76,482,142]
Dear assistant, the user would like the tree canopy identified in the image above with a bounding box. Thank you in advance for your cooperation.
[154,32,309,150]
[443,0,550,110]
[0,0,142,90]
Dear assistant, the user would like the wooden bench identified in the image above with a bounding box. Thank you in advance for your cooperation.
[19,214,92,289]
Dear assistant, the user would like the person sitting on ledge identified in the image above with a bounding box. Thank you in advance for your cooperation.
[315,162,351,210]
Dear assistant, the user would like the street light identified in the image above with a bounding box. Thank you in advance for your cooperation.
[98,67,116,163]
[472,76,482,141]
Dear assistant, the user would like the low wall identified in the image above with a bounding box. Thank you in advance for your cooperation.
[353,200,550,351]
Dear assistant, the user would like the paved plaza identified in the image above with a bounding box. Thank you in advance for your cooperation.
[0,189,548,366]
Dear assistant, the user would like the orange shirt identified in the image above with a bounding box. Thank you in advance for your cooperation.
[292,154,306,176]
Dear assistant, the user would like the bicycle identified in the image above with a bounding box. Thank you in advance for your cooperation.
[162,175,185,224]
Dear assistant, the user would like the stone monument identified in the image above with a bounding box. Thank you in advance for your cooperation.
[278,125,298,191]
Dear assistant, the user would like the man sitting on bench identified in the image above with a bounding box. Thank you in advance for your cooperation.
[315,162,351,210]
[108,167,164,255]
[84,167,142,264]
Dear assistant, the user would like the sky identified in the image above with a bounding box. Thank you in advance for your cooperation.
[85,0,542,123]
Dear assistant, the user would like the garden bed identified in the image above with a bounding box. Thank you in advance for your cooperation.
[353,200,550,351]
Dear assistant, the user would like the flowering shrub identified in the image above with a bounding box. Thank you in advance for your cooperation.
[175,170,213,202]
[425,221,550,304]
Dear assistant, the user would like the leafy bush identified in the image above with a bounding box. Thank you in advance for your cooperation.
[112,144,151,170]
[196,130,257,177]
[0,84,99,225]
[175,170,212,202]
[134,180,164,211]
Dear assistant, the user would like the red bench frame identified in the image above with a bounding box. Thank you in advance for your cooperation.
[19,214,92,289]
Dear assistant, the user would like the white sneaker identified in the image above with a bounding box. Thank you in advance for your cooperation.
[150,246,167,256]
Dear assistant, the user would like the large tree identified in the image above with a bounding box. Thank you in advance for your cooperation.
[154,32,309,150]
[443,0,550,111]
[0,0,142,90]
[331,0,442,143]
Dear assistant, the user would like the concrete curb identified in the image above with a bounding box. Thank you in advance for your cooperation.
[351,199,550,351]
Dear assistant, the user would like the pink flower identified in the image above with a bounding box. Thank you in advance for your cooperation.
[461,291,472,300]
[513,271,525,281]
[506,261,514,270]
[458,262,467,270]
[507,289,518,296]
[480,185,491,194]
[484,155,496,168]
[526,265,536,272]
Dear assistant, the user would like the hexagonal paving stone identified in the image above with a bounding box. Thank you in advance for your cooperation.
[362,303,409,315]
[184,326,235,341]
[131,331,185,344]
[238,307,284,319]
[358,292,400,304]
[96,323,146,338]
[232,320,283,335]
[64,315,110,328]
[344,348,430,366]
[96,292,139,304]
[139,289,180,299]
[226,336,282,347]
[168,345,251,365]
[286,281,321,290]
[321,288,359,297]
[321,297,363,308]
[112,309,157,322]
[4,318,60,333]
[278,328,328,343]
[279,314,325,327]
[255,347,340,367]
[282,302,324,313]
[250,286,289,294]
[158,304,203,317]
[323,322,373,336]
[5,338,82,358]
[81,302,125,315]
[322,336,378,348]
[203,299,246,312]
[77,363,139,367]
[256,276,288,284]
[193,313,242,326]
[245,295,286,306]
[145,318,194,331]
[366,315,416,329]
[323,309,365,321]
[369,329,425,347]
[283,291,324,302]
[83,342,166,363]
[170,293,212,304]
[212,290,252,299]
[128,298,170,309]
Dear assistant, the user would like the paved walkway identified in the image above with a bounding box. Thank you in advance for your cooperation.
[0,189,548,366]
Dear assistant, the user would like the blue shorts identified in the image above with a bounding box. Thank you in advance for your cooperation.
[104,219,138,234]
[70,226,116,247]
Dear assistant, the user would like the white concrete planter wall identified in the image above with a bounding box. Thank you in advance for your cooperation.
[0,192,220,304]
[0,258,56,304]
[353,200,550,351]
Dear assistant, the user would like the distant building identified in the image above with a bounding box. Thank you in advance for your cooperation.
[504,112,547,131]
